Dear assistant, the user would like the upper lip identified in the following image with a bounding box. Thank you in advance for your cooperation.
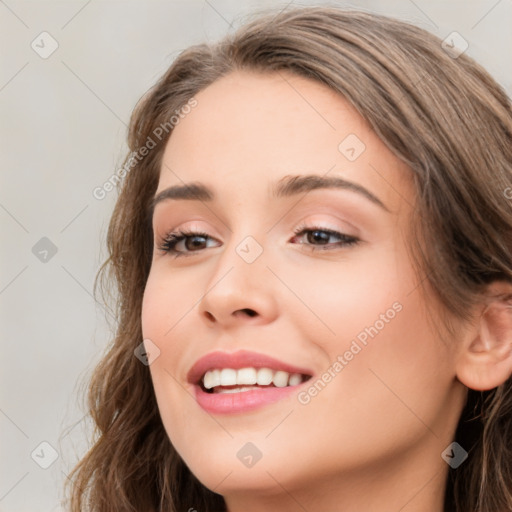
[187,349,314,385]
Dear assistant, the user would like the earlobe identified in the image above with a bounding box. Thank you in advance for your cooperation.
[456,282,512,391]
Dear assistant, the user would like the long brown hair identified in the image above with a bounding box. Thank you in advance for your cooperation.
[66,6,512,511]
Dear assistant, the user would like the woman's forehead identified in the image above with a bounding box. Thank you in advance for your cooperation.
[158,70,414,213]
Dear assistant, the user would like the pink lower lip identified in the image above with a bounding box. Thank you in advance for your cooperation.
[194,384,303,414]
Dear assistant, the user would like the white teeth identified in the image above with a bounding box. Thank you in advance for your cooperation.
[273,370,289,388]
[204,369,220,389]
[203,370,212,390]
[216,386,255,394]
[256,367,273,385]
[237,367,257,385]
[202,367,307,390]
[219,368,237,386]
[288,373,302,386]
[212,369,221,387]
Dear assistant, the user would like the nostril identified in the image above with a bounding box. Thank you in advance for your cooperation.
[240,308,257,317]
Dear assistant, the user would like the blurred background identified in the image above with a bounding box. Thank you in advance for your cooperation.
[1,0,511,510]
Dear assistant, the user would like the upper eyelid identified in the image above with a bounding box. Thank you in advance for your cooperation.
[159,224,349,239]
[154,214,359,234]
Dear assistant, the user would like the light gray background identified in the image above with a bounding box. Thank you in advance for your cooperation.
[1,1,511,510]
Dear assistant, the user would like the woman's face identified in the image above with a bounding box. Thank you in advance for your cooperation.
[141,70,466,507]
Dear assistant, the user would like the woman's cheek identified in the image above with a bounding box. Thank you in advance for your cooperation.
[142,268,188,337]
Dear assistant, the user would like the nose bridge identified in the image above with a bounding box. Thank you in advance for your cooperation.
[198,230,278,324]
[213,218,269,281]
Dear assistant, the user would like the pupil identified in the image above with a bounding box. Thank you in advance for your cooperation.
[310,230,328,244]
[188,236,205,250]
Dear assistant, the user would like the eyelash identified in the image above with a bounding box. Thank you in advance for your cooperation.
[157,224,360,258]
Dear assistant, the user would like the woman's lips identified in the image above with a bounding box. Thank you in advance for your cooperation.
[187,349,314,414]
[193,380,309,414]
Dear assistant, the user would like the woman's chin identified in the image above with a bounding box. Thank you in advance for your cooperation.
[181,449,306,497]
[190,465,298,497]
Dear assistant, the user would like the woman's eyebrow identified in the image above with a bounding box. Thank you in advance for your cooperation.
[150,173,389,215]
[273,174,389,211]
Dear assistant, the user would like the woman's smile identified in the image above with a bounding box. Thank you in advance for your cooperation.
[185,349,314,414]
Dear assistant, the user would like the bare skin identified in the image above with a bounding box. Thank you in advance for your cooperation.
[141,70,512,512]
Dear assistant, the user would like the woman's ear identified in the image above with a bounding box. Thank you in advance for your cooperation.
[456,281,512,391]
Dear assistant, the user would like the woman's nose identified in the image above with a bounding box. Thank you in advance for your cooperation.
[198,239,279,328]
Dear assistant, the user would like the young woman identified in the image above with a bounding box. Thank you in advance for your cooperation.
[67,6,512,512]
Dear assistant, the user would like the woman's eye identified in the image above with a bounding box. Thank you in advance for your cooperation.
[157,230,218,257]
[157,226,359,258]
[290,226,360,251]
